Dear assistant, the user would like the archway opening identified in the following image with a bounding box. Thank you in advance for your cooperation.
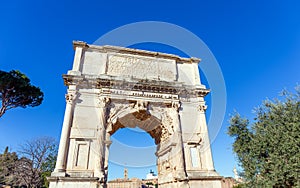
[108,127,157,181]
[107,111,161,184]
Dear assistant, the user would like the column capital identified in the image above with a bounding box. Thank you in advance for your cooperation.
[198,104,207,113]
[65,93,76,104]
[98,96,110,108]
[171,101,180,112]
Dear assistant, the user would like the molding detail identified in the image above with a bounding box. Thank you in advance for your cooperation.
[171,101,180,111]
[98,96,110,108]
[62,74,210,98]
[160,124,174,143]
[134,100,148,111]
[198,104,207,112]
[65,93,76,104]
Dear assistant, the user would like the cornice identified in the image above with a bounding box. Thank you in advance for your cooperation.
[72,40,200,64]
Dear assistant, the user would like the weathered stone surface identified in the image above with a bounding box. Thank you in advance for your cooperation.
[107,53,176,81]
[49,41,222,188]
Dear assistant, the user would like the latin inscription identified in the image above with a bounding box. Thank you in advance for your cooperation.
[107,54,176,81]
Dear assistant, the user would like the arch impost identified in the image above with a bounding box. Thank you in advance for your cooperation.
[104,140,112,146]
[156,142,177,157]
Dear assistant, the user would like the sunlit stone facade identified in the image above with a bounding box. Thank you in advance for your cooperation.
[48,41,222,188]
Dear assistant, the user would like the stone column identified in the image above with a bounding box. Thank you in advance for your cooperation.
[94,97,110,179]
[171,102,187,181]
[104,132,112,182]
[53,86,76,175]
[198,103,215,171]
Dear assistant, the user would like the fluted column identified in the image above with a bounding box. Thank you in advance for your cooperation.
[94,97,110,180]
[198,103,215,170]
[104,132,112,183]
[53,86,76,175]
[171,101,187,181]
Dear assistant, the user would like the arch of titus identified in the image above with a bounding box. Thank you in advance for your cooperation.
[48,41,222,188]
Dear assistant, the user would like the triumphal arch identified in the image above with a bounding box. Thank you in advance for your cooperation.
[48,41,222,188]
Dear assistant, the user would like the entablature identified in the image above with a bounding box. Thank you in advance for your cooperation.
[63,74,209,98]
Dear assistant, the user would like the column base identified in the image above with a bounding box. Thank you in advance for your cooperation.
[158,170,223,188]
[48,177,104,188]
[186,170,221,177]
[158,176,223,188]
[51,171,67,177]
[186,178,222,188]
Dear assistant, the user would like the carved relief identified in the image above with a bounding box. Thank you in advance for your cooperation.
[160,125,171,143]
[107,100,151,124]
[134,100,148,111]
[158,159,173,175]
[97,96,110,108]
[171,101,180,111]
[160,112,175,143]
[162,111,173,126]
[106,102,134,124]
[162,160,171,171]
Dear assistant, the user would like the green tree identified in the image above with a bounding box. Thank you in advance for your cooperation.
[15,137,57,188]
[0,70,43,118]
[228,86,300,187]
[0,147,18,186]
[41,150,57,188]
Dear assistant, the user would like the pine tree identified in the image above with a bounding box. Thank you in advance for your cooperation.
[0,70,43,118]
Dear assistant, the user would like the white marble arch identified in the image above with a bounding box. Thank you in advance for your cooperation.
[48,41,222,188]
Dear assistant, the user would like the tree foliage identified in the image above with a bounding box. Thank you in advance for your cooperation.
[0,70,43,117]
[228,86,300,187]
[0,147,18,186]
[0,137,57,188]
[16,137,57,188]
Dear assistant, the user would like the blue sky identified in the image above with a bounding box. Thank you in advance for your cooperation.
[1,0,300,180]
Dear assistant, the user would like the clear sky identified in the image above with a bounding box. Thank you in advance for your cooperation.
[0,0,300,181]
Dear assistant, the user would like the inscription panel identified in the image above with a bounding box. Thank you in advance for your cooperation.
[107,54,177,81]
